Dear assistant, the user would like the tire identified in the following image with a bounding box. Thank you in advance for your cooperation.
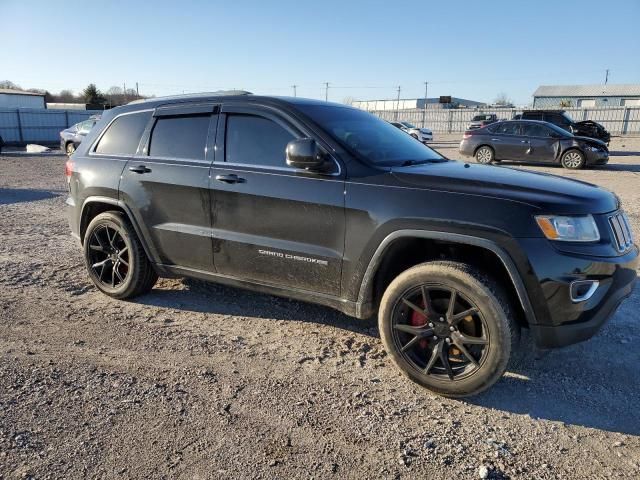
[378,261,518,397]
[66,142,76,155]
[83,211,158,299]
[475,146,494,164]
[561,149,585,169]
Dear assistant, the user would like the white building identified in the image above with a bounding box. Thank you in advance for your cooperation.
[0,88,46,109]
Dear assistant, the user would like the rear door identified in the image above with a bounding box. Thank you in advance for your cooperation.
[490,122,527,160]
[211,103,345,296]
[119,103,218,272]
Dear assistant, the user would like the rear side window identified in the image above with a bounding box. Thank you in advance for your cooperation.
[523,112,543,121]
[225,114,294,168]
[95,111,151,155]
[522,123,550,137]
[149,115,211,160]
[493,123,521,135]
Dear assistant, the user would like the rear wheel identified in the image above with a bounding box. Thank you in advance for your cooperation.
[475,146,494,164]
[83,211,157,299]
[561,149,585,169]
[378,261,517,397]
[66,142,76,155]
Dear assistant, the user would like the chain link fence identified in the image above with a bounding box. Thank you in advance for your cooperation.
[362,106,640,135]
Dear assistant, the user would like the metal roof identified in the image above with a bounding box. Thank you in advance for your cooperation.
[0,88,45,96]
[533,84,640,98]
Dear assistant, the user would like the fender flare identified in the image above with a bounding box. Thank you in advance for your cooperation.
[355,229,537,325]
[79,196,157,262]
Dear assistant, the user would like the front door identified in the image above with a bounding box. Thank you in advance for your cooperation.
[520,123,558,163]
[211,104,345,296]
[491,122,527,160]
[119,103,218,272]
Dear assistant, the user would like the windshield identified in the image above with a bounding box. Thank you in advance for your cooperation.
[472,115,491,121]
[297,105,445,166]
[400,122,416,128]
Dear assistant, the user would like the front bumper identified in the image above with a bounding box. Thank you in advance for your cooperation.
[516,238,638,348]
[585,148,609,165]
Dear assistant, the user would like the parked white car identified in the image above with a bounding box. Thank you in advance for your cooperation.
[399,121,433,143]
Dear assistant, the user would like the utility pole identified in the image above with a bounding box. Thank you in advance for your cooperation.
[136,82,139,99]
[324,82,330,101]
[422,81,429,127]
[292,84,297,97]
[605,69,609,85]
[123,82,126,103]
[395,85,401,120]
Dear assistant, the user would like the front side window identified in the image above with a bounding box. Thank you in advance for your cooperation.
[225,114,294,168]
[95,111,151,155]
[149,114,211,160]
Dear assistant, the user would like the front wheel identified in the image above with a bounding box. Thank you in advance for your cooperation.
[83,211,158,299]
[378,261,518,397]
[561,149,585,169]
[475,146,494,164]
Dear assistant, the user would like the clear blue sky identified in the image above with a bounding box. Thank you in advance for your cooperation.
[3,0,639,105]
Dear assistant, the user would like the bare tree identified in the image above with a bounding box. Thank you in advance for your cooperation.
[56,90,77,103]
[494,92,513,106]
[0,80,22,90]
[342,96,355,106]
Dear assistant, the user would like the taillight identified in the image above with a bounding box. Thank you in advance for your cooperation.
[463,131,475,139]
[64,158,74,178]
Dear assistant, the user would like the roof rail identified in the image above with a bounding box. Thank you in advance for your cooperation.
[127,90,253,105]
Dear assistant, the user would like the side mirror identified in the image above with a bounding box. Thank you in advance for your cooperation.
[286,138,325,170]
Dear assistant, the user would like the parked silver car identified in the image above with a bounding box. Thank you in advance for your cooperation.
[399,121,433,143]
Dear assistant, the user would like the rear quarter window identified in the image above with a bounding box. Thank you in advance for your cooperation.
[94,111,152,156]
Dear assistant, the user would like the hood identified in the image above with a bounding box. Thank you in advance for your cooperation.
[391,160,618,214]
[573,135,608,149]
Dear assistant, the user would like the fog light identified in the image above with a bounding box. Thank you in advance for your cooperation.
[570,280,599,303]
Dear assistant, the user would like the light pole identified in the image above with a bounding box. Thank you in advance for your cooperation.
[324,82,330,101]
[292,85,297,97]
[395,85,401,120]
[422,81,429,127]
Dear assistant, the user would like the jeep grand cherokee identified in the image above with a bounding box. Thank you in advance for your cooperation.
[65,92,637,397]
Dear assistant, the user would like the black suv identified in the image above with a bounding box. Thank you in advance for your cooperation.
[514,110,611,144]
[65,93,637,397]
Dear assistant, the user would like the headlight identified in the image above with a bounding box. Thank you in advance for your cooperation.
[588,146,601,152]
[535,215,600,242]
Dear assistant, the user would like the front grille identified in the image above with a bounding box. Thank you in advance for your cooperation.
[609,212,634,252]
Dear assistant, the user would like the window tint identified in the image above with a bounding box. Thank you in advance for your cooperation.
[149,115,211,160]
[95,111,151,155]
[523,112,543,121]
[494,122,521,135]
[522,123,550,137]
[225,114,294,167]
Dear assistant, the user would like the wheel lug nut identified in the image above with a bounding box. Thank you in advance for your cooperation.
[428,323,434,328]
[439,317,444,322]
[449,326,455,331]
[445,338,451,343]
[433,336,438,340]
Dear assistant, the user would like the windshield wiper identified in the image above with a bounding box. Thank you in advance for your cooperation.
[400,159,446,166]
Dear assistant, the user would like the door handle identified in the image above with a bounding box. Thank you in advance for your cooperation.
[520,140,530,143]
[215,174,245,184]
[491,138,500,141]
[129,165,152,174]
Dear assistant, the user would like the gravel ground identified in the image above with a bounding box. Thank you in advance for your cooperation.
[1,137,639,479]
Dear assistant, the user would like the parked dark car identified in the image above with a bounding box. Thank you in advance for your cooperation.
[65,93,637,397]
[468,113,498,130]
[513,110,611,144]
[459,120,609,169]
[60,116,100,155]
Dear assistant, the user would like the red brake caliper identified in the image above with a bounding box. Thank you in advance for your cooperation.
[410,300,429,348]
